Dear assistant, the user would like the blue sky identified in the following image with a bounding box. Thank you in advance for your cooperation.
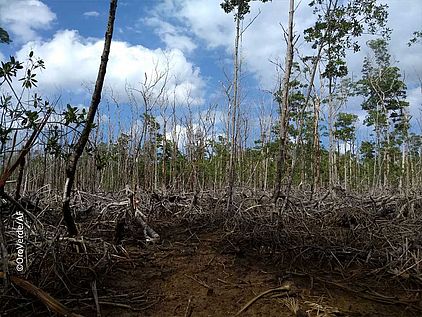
[0,0,421,145]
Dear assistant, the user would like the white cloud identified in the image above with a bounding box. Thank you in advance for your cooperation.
[16,30,204,105]
[0,0,56,42]
[151,0,421,140]
[153,0,421,97]
[173,0,233,49]
[143,17,197,53]
[150,0,314,89]
[83,11,100,18]
[165,123,209,151]
[383,0,422,84]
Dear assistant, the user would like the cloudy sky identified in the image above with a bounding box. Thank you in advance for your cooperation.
[0,0,421,142]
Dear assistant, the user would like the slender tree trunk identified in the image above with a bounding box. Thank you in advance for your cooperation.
[62,0,118,236]
[400,141,405,193]
[284,44,324,206]
[162,120,167,191]
[384,129,390,188]
[328,88,336,189]
[273,0,295,202]
[311,96,321,197]
[14,157,25,200]
[344,142,347,190]
[227,5,241,211]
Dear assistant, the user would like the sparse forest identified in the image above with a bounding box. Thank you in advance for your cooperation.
[1,0,421,316]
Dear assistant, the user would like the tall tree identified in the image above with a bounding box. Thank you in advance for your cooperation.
[221,0,271,211]
[273,0,296,202]
[300,0,389,191]
[358,38,409,190]
[62,0,118,236]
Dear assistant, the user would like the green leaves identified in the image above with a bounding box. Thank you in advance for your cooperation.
[358,37,409,145]
[360,141,375,160]
[18,52,45,88]
[0,27,11,44]
[0,57,23,82]
[334,112,358,142]
[0,50,56,172]
[45,125,62,157]
[304,0,390,80]
[20,110,39,127]
[220,0,271,20]
[63,104,88,126]
[20,68,38,88]
[0,52,44,89]
[408,30,422,46]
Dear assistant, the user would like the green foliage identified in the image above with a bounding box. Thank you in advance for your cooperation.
[143,113,160,133]
[360,141,375,160]
[305,0,390,79]
[0,51,92,165]
[63,104,87,126]
[408,134,422,156]
[1,52,45,88]
[0,2,419,194]
[334,112,358,142]
[0,26,11,44]
[0,53,49,145]
[0,56,23,82]
[220,0,271,20]
[358,38,409,133]
[408,30,422,46]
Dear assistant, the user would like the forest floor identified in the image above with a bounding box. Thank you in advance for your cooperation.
[101,219,420,317]
[1,189,422,316]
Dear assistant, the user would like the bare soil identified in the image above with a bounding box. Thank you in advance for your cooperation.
[98,221,421,317]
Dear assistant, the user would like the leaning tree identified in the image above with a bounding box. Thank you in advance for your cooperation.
[62,0,118,236]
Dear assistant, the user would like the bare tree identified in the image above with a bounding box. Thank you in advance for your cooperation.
[226,3,242,211]
[62,0,118,236]
[273,0,296,202]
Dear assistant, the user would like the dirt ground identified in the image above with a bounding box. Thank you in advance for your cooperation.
[96,221,421,317]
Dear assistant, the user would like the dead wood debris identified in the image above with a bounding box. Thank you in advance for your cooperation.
[0,272,83,317]
[0,188,158,316]
[235,282,292,315]
[0,187,421,315]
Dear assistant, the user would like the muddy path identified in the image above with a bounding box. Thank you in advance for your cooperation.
[101,221,420,317]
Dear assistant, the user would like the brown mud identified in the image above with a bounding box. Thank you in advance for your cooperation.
[100,221,421,317]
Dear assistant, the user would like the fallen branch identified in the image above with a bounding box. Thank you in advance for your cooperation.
[134,208,160,243]
[235,283,291,316]
[0,272,84,317]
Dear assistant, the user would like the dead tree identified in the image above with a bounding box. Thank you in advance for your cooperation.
[226,2,242,212]
[273,0,296,202]
[62,0,118,236]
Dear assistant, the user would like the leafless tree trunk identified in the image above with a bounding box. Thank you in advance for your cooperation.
[273,0,295,202]
[311,96,321,196]
[62,0,118,236]
[227,5,242,211]
[328,88,336,189]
